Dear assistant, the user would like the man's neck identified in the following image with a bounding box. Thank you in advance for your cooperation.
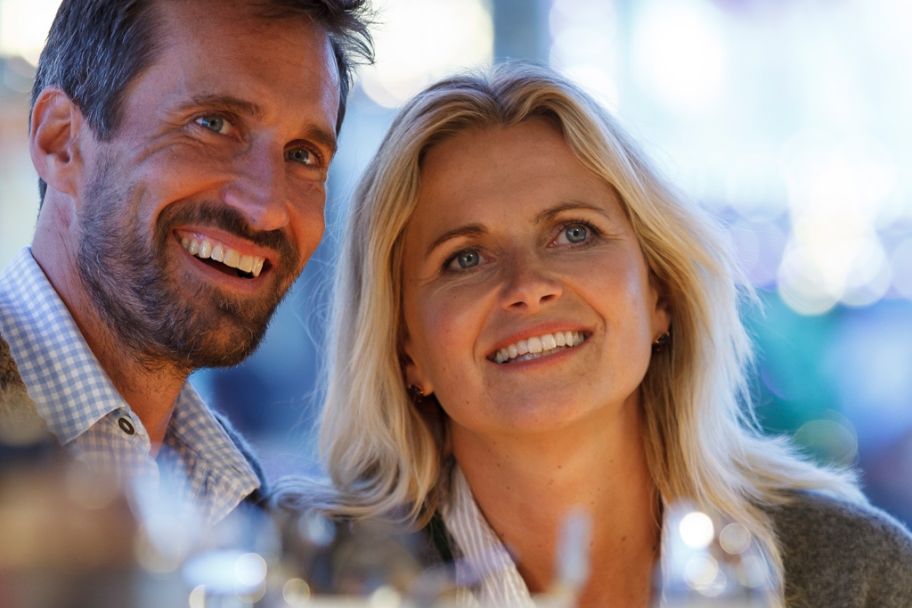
[32,214,185,448]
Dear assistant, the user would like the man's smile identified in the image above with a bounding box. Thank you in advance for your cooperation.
[178,232,267,279]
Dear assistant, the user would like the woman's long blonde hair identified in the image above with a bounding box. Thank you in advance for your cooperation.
[275,63,862,602]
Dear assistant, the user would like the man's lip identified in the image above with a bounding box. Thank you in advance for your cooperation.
[485,323,593,360]
[173,227,278,268]
[175,239,270,293]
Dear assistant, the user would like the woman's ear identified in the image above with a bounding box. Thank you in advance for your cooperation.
[649,273,672,338]
[30,87,86,198]
[401,338,434,396]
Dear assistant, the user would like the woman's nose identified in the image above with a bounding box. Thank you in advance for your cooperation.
[498,254,563,313]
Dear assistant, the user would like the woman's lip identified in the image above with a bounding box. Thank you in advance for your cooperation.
[485,325,592,359]
[489,336,589,368]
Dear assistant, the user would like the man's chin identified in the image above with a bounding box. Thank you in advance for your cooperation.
[145,299,275,370]
[167,326,267,369]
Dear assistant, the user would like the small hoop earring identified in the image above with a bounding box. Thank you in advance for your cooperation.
[408,384,426,404]
[652,332,671,353]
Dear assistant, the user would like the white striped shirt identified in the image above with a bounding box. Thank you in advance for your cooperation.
[440,465,682,607]
[441,466,537,607]
[0,248,259,524]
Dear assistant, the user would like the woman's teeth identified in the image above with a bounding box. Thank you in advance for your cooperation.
[493,331,586,364]
[180,235,265,278]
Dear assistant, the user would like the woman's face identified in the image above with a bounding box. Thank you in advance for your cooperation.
[400,118,670,439]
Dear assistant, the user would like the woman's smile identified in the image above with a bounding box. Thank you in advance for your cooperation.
[488,328,590,365]
[400,117,669,434]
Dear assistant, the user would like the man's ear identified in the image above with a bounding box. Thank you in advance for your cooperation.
[29,88,86,198]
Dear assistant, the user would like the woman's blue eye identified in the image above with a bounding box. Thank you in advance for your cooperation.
[448,249,481,270]
[564,223,589,244]
[196,115,227,133]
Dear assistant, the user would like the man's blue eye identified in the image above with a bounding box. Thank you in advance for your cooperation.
[196,115,226,133]
[448,249,480,270]
[564,224,589,244]
[287,147,316,166]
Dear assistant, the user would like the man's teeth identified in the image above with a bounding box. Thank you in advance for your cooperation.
[493,331,586,364]
[179,236,265,278]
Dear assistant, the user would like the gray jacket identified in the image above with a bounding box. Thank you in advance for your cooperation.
[771,491,912,607]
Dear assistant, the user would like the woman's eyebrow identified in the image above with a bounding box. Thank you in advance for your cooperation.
[534,201,613,224]
[425,224,487,257]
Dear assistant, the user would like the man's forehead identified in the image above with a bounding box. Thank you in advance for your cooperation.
[149,1,340,93]
[159,0,338,77]
[154,0,327,41]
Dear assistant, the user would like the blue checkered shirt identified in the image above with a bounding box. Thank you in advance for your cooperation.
[0,248,260,523]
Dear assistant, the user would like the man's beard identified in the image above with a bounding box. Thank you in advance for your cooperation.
[76,157,300,372]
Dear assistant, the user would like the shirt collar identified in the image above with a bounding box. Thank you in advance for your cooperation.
[0,248,125,444]
[165,382,260,521]
[441,465,536,607]
[0,247,260,522]
[441,464,676,606]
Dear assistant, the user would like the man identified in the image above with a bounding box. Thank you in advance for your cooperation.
[0,0,372,523]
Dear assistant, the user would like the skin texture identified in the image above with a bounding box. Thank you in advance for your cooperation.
[28,0,340,445]
[400,118,670,606]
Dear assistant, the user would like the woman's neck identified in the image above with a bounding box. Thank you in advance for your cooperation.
[451,397,660,607]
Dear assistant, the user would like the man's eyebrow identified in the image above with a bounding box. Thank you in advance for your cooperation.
[534,200,613,224]
[300,125,338,157]
[425,224,487,257]
[181,94,337,155]
[184,94,264,119]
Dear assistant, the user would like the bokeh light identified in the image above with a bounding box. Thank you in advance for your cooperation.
[793,418,859,466]
[549,0,618,109]
[282,578,312,606]
[678,511,714,550]
[0,0,59,65]
[683,554,725,596]
[891,237,912,300]
[718,523,751,556]
[358,0,493,108]
[630,0,727,111]
[188,585,207,608]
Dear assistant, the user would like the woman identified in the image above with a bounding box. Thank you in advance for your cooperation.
[276,63,912,606]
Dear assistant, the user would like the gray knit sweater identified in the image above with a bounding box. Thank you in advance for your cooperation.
[772,491,912,607]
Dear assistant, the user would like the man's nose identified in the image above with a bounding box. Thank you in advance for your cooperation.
[221,147,292,232]
[498,254,563,313]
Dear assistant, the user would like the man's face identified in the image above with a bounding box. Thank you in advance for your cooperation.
[75,1,340,369]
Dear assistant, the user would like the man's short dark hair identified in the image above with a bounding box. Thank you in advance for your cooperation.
[30,0,374,201]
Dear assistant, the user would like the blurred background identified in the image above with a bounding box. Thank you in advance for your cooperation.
[1,0,910,526]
